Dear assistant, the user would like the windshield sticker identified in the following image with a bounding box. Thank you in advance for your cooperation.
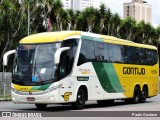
[40,68,46,74]
[32,76,37,82]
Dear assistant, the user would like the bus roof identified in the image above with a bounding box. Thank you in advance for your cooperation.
[20,31,157,50]
[19,31,81,44]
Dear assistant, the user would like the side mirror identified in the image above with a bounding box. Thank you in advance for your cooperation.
[54,47,70,64]
[3,50,16,66]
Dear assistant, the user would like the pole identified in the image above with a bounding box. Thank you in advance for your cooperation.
[2,65,5,98]
[28,1,30,36]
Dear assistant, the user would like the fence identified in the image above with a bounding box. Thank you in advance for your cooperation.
[0,72,12,98]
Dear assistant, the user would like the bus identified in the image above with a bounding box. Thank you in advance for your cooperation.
[3,31,159,109]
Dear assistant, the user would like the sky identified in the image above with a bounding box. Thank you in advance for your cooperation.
[102,0,160,27]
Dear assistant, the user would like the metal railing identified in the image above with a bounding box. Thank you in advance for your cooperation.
[0,72,11,98]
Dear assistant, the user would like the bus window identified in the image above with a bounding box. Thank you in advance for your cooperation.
[95,42,105,62]
[139,48,147,65]
[146,49,157,65]
[108,44,122,63]
[78,40,95,66]
[58,39,79,79]
[123,46,135,64]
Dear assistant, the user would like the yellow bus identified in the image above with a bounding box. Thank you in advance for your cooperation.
[3,31,159,109]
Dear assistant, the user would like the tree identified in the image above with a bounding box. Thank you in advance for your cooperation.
[110,13,121,37]
[99,3,107,33]
[105,8,112,35]
[119,17,136,40]
[82,7,97,32]
[50,0,63,31]
[0,0,27,68]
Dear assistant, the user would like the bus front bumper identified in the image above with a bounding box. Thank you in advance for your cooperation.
[11,91,60,104]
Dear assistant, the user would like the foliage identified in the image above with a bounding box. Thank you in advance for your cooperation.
[0,0,160,71]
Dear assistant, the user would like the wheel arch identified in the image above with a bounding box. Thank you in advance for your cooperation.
[74,84,88,101]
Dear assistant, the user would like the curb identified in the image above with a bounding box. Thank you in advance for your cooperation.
[0,98,11,101]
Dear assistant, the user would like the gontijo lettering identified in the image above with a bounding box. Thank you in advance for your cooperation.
[123,67,145,75]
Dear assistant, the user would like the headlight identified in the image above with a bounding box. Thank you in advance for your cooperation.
[44,84,63,93]
[11,87,18,93]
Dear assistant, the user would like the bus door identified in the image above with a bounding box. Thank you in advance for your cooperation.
[58,50,74,102]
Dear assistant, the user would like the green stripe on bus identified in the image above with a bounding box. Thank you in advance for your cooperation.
[92,62,116,93]
[92,38,104,42]
[81,36,92,40]
[103,63,125,92]
[81,36,104,42]
[31,84,51,91]
[92,62,125,93]
[39,84,51,90]
[31,86,41,90]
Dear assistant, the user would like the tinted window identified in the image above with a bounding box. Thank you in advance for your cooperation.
[58,39,79,79]
[78,40,95,66]
[123,45,157,65]
[77,39,157,66]
[146,49,157,65]
[123,46,133,64]
[108,44,122,63]
[95,42,105,61]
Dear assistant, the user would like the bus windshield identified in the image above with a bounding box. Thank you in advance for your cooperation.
[13,39,79,86]
[13,43,61,85]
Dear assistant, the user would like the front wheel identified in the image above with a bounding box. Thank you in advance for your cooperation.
[35,104,47,110]
[72,89,86,109]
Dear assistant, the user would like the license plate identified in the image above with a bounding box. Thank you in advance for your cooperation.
[27,97,35,101]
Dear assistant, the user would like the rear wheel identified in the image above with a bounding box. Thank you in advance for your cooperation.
[35,104,47,110]
[132,87,140,104]
[140,87,147,103]
[72,89,86,109]
[97,100,114,106]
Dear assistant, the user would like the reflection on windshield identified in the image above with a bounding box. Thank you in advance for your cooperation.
[13,43,61,85]
[13,45,35,81]
[13,39,79,86]
[33,43,61,82]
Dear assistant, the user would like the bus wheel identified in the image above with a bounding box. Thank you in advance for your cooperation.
[132,87,140,104]
[140,87,147,103]
[72,89,86,109]
[35,104,47,110]
[97,100,114,106]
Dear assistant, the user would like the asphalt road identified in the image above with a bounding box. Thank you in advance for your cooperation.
[0,94,160,111]
[0,95,160,119]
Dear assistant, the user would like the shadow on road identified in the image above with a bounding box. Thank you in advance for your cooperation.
[17,100,154,112]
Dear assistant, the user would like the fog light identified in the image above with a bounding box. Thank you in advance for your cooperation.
[12,97,16,101]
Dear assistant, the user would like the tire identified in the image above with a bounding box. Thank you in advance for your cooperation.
[72,89,86,109]
[140,87,147,103]
[97,100,114,106]
[132,87,140,104]
[35,104,47,110]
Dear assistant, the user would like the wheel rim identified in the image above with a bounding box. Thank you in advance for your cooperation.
[142,91,146,100]
[135,94,139,102]
[134,89,140,103]
[77,92,85,105]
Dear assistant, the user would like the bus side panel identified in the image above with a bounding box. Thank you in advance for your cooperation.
[114,64,159,98]
[92,62,126,99]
